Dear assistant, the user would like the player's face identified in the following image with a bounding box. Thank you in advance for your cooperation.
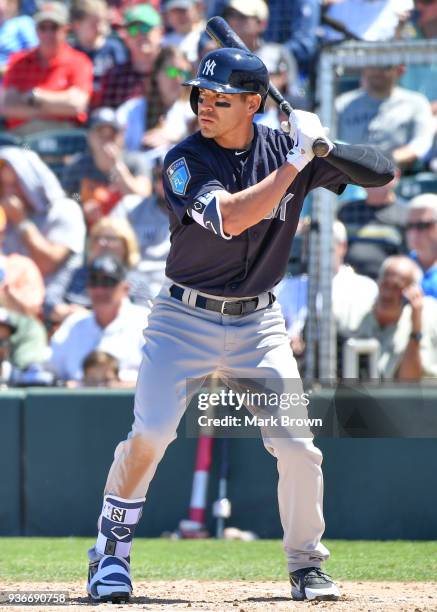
[197,89,259,144]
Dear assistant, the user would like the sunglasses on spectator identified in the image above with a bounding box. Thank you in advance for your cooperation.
[164,66,191,80]
[405,220,436,231]
[37,22,61,32]
[126,23,152,37]
[87,274,120,288]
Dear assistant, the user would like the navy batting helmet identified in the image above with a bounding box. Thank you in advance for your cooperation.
[183,47,269,115]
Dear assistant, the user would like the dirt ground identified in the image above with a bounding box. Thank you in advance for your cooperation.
[1,581,437,611]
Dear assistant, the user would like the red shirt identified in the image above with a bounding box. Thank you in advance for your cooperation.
[3,43,93,129]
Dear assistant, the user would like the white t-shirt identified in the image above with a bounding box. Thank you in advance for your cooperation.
[276,265,378,337]
[49,298,149,382]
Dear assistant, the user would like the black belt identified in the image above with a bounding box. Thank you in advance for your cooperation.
[169,284,275,316]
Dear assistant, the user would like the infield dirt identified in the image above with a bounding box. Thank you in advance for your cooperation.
[1,580,437,611]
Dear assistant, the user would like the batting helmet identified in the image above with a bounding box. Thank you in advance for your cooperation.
[183,48,269,115]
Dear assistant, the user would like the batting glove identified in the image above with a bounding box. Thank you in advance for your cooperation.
[285,111,333,171]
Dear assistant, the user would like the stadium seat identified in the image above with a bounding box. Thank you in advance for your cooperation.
[22,129,88,179]
[395,172,437,200]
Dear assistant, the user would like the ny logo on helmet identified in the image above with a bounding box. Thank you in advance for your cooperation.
[202,59,216,76]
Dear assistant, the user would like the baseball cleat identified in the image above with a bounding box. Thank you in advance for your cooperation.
[87,554,132,603]
[289,567,340,601]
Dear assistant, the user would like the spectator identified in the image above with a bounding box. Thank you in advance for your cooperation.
[111,159,171,300]
[346,255,437,380]
[336,64,434,169]
[261,0,320,77]
[276,221,378,357]
[338,169,408,280]
[0,204,44,317]
[162,0,205,66]
[406,193,437,300]
[0,306,51,386]
[82,350,121,386]
[322,0,414,43]
[223,0,297,96]
[254,44,298,130]
[54,216,141,320]
[0,146,86,321]
[61,107,151,226]
[117,45,194,153]
[0,0,37,78]
[48,254,149,384]
[99,3,162,108]
[70,0,128,108]
[2,1,93,135]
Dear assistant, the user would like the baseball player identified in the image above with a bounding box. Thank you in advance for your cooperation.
[86,48,394,603]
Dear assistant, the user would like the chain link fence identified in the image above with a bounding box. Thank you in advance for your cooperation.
[305,39,437,382]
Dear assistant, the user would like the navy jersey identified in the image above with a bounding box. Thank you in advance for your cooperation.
[163,123,349,297]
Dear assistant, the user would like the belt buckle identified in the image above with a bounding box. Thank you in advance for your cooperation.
[220,300,243,315]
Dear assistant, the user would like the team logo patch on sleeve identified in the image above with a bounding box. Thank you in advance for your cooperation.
[166,157,191,195]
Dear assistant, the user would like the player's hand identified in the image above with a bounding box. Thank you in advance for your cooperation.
[286,128,315,171]
[283,110,333,167]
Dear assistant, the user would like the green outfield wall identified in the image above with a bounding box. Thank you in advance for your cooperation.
[1,387,436,539]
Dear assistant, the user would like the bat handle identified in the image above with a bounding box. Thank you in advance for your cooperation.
[280,101,331,158]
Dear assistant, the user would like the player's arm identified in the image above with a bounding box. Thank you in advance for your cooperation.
[323,141,396,187]
[218,164,300,236]
[221,118,395,235]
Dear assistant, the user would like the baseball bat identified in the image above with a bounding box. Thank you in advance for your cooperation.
[205,16,331,158]
[213,437,231,539]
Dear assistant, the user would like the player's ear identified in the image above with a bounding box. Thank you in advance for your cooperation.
[246,94,261,115]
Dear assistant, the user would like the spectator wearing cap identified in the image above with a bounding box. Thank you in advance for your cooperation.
[70,0,128,109]
[48,254,150,384]
[2,1,93,135]
[0,204,45,317]
[336,65,434,170]
[99,4,162,108]
[116,45,194,153]
[162,0,205,66]
[0,0,37,78]
[50,216,142,322]
[222,0,298,114]
[0,306,50,386]
[406,194,437,300]
[338,169,409,280]
[61,107,151,226]
[0,147,86,322]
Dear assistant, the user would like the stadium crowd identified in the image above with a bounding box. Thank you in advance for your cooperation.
[0,0,436,386]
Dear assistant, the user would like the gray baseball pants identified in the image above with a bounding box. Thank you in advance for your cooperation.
[104,282,330,572]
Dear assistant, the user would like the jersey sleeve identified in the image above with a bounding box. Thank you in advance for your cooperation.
[304,156,349,195]
[163,148,226,224]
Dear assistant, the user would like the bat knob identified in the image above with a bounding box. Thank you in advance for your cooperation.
[313,138,331,158]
